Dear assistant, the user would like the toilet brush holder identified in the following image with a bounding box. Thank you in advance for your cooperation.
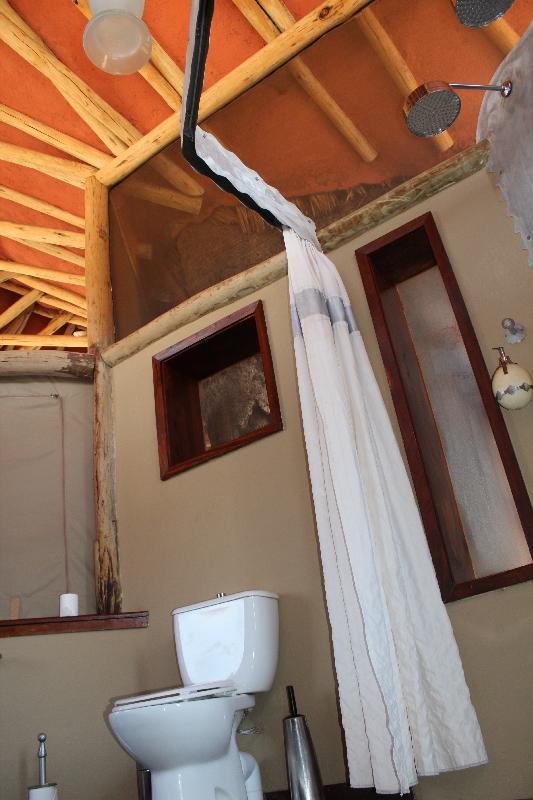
[27,734,59,800]
[283,686,325,800]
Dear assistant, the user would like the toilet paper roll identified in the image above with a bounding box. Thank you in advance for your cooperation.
[28,784,58,800]
[59,593,78,617]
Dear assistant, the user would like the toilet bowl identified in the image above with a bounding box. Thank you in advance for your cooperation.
[107,591,279,800]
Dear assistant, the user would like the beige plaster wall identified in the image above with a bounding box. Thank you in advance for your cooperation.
[1,169,532,800]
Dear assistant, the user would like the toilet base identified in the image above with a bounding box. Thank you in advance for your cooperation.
[149,751,252,800]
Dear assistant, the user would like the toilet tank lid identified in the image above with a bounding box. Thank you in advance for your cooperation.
[172,590,279,615]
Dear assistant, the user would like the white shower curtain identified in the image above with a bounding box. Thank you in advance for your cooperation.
[285,229,487,793]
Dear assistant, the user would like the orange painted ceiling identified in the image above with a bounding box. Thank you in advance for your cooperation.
[0,0,532,326]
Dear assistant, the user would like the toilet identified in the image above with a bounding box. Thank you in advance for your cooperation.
[108,590,279,800]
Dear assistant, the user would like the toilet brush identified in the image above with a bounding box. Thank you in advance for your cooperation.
[27,734,59,800]
[283,686,325,800]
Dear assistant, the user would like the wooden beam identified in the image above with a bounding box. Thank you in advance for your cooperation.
[123,179,203,214]
[0,142,95,188]
[0,222,85,249]
[0,349,95,377]
[1,280,88,318]
[0,333,87,347]
[71,0,182,112]
[0,185,85,229]
[85,177,113,350]
[0,272,87,309]
[102,141,489,367]
[38,295,88,317]
[355,8,454,153]
[10,238,85,268]
[0,104,111,168]
[19,313,72,350]
[232,0,376,162]
[0,288,43,329]
[483,18,520,54]
[1,302,35,350]
[0,260,85,286]
[96,0,380,187]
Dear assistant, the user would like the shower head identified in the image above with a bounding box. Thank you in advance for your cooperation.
[452,0,515,28]
[404,80,512,137]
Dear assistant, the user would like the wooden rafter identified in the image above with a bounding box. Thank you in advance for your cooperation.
[0,273,87,309]
[483,17,520,54]
[232,0,377,162]
[123,181,203,214]
[0,104,111,168]
[0,185,85,229]
[0,142,95,187]
[355,8,453,153]
[0,288,42,329]
[9,238,85,268]
[0,222,85,248]
[0,260,85,286]
[71,0,183,111]
[1,302,35,350]
[0,279,88,318]
[19,313,73,351]
[0,333,88,347]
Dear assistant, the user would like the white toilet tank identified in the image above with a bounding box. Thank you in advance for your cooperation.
[172,591,279,693]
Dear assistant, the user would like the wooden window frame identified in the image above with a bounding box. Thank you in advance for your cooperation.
[152,300,282,480]
[355,212,533,602]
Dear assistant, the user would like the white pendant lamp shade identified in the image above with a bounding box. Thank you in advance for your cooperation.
[83,0,152,75]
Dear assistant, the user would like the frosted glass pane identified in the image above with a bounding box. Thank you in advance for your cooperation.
[398,267,531,579]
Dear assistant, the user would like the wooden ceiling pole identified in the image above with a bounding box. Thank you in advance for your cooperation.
[1,303,36,350]
[71,0,182,111]
[0,222,85,248]
[0,333,88,347]
[355,8,454,153]
[0,104,111,168]
[19,313,74,351]
[0,279,88,317]
[0,185,85,229]
[97,0,377,187]
[0,288,43,329]
[0,260,85,286]
[232,0,376,162]
[483,18,519,54]
[10,238,85,268]
[4,274,87,310]
[0,142,95,187]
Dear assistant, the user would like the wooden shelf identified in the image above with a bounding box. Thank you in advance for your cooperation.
[0,610,148,638]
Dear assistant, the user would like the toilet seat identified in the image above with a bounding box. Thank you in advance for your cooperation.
[113,680,237,712]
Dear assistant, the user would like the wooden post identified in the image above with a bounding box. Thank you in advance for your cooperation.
[84,175,121,612]
[93,357,122,613]
[85,177,113,351]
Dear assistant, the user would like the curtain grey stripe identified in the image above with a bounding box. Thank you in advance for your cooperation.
[291,288,359,336]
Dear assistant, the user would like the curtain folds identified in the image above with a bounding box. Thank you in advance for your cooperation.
[285,229,487,794]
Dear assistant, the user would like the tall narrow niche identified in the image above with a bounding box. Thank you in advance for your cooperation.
[355,212,533,601]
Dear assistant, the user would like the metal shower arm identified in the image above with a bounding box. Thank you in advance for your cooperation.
[449,80,513,96]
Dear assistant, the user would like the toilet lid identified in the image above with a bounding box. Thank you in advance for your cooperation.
[112,680,236,711]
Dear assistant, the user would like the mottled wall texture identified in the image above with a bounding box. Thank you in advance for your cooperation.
[1,169,531,800]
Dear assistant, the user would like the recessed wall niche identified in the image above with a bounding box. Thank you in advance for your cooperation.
[153,301,282,479]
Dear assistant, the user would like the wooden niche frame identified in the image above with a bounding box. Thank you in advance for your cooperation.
[153,300,282,479]
[355,212,533,602]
